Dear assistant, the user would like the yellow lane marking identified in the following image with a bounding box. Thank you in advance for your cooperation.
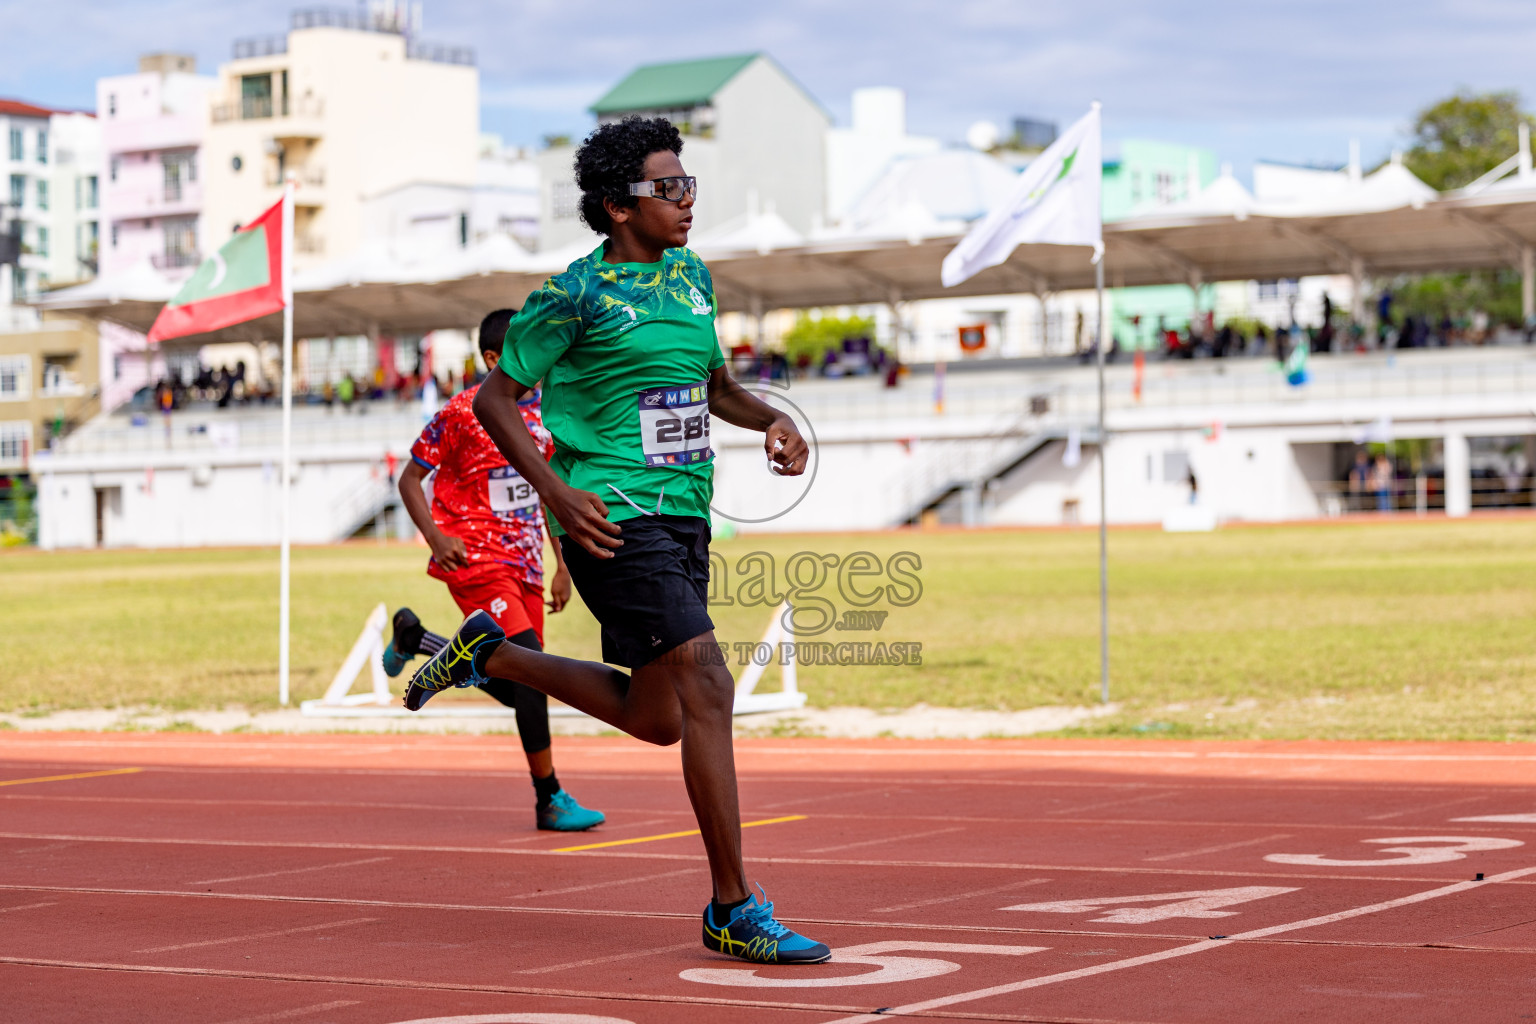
[553,815,808,853]
[0,768,144,788]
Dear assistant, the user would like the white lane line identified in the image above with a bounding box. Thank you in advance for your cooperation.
[1365,796,1487,821]
[209,1001,361,1024]
[1143,834,1291,863]
[136,916,377,953]
[820,863,1536,1023]
[874,879,1051,914]
[3,832,1530,885]
[0,901,56,913]
[517,940,697,975]
[808,827,965,855]
[504,867,699,901]
[1044,791,1175,817]
[0,955,873,1018]
[188,856,392,886]
[760,787,904,812]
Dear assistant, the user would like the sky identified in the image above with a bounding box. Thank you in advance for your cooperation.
[4,0,1536,182]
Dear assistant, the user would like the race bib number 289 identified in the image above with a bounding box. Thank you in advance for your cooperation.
[637,382,712,467]
[488,466,539,516]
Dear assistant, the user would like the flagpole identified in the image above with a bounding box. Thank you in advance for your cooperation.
[279,179,294,706]
[1095,254,1109,704]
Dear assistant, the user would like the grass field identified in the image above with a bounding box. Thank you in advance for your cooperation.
[3,519,1535,741]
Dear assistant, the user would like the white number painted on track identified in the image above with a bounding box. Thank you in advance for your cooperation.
[384,1015,637,1024]
[680,941,1046,988]
[1265,835,1523,867]
[1002,886,1299,924]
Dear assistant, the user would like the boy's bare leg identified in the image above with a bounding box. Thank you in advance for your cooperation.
[481,631,746,902]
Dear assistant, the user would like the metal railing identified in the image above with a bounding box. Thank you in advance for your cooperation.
[266,165,325,189]
[233,35,288,60]
[151,251,200,269]
[406,41,475,66]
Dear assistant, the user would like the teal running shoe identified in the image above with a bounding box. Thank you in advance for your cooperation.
[537,789,606,832]
[702,887,831,964]
[383,607,424,678]
[404,609,503,711]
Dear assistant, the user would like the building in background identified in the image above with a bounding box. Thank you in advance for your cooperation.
[540,53,829,252]
[824,87,941,224]
[1,99,101,308]
[0,318,100,477]
[97,54,215,281]
[202,6,478,272]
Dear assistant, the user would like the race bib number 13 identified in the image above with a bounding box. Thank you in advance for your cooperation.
[488,466,539,516]
[637,382,713,466]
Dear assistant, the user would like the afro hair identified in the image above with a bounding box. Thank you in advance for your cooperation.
[574,115,684,235]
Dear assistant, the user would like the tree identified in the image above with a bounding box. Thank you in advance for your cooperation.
[1404,90,1535,191]
[781,312,875,363]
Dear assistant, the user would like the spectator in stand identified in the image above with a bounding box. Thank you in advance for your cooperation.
[1348,450,1371,512]
[1370,453,1395,513]
[338,373,356,412]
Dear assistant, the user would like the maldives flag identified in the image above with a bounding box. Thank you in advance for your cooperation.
[147,197,285,343]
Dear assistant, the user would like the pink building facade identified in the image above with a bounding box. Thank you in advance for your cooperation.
[96,56,214,282]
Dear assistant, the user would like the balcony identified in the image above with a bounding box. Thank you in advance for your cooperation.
[211,96,325,140]
[151,251,201,270]
[294,234,324,255]
[265,164,325,190]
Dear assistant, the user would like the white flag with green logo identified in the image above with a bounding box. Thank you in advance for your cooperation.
[942,103,1103,287]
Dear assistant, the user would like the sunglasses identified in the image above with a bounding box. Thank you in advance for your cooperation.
[627,176,698,203]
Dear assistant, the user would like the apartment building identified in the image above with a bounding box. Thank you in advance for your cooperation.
[0,317,99,473]
[97,54,216,281]
[2,99,102,305]
[201,7,478,271]
[540,53,829,251]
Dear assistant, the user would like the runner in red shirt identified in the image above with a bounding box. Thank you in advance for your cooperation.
[386,309,603,832]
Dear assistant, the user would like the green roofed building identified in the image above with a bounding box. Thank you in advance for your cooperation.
[539,53,829,251]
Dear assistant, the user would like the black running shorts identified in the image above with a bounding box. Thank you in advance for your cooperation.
[560,514,715,668]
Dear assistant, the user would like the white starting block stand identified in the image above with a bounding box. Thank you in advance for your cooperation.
[300,600,808,718]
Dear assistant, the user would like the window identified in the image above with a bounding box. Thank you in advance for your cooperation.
[36,129,47,164]
[0,356,31,401]
[110,223,119,248]
[459,212,468,247]
[0,422,30,464]
[232,154,243,173]
[163,217,196,265]
[36,226,48,257]
[240,74,274,119]
[163,152,193,202]
[7,128,20,161]
[1154,170,1177,205]
[551,181,580,221]
[108,93,117,117]
[109,156,119,182]
[85,175,98,208]
[36,180,47,211]
[8,174,22,208]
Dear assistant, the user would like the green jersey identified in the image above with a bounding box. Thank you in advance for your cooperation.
[500,243,726,532]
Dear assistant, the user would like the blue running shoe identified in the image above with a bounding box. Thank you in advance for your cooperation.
[383,607,424,678]
[404,609,503,711]
[537,789,606,832]
[702,887,830,964]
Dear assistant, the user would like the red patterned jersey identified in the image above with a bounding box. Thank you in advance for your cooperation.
[410,384,554,587]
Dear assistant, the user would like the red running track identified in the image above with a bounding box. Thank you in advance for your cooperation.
[2,733,1535,1023]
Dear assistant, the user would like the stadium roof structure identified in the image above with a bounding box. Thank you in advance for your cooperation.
[589,54,758,115]
[37,170,1536,343]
